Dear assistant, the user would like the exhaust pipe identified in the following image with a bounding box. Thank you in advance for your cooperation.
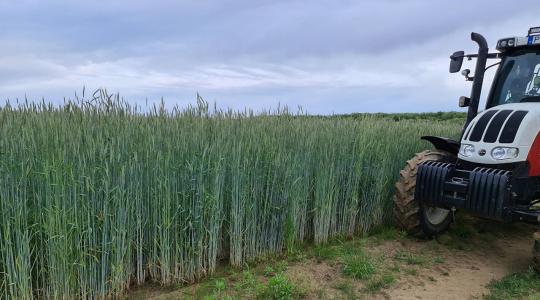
[463,33,489,131]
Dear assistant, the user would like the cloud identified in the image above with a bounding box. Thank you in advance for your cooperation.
[1,0,540,113]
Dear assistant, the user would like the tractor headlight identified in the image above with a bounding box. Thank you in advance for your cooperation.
[491,147,519,160]
[459,144,475,157]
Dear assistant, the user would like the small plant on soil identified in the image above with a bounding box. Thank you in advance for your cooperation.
[264,266,275,277]
[214,278,226,292]
[342,255,375,280]
[257,273,302,300]
[365,273,396,293]
[234,270,258,293]
[393,250,426,266]
[275,261,289,273]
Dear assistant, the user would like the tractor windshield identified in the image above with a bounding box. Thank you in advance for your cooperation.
[489,49,540,107]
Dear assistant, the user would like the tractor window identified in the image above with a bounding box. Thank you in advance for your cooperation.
[489,50,540,107]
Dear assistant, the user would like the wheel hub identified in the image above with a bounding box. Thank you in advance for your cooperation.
[425,206,450,225]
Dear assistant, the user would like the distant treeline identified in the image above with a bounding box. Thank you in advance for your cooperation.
[334,111,467,121]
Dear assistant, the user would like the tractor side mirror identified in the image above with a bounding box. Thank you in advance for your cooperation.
[459,96,471,107]
[450,51,465,73]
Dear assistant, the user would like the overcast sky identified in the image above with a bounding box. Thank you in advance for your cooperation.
[1,0,539,114]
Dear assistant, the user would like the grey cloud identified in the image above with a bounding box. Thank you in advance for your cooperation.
[1,0,540,113]
[2,0,535,60]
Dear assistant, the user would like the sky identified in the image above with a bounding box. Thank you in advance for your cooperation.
[1,0,540,114]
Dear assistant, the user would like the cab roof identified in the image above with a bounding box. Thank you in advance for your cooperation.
[497,27,540,52]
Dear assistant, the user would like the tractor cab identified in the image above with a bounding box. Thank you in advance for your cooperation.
[486,28,540,109]
[452,27,540,110]
[488,48,540,108]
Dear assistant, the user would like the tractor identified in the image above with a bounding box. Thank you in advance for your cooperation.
[394,27,540,269]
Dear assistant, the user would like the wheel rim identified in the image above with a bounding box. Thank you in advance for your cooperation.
[425,206,450,225]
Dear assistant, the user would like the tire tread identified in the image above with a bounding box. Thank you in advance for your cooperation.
[393,150,451,237]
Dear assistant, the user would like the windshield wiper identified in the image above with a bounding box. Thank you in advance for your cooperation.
[520,96,540,103]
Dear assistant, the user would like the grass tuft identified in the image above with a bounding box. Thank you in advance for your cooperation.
[342,255,375,280]
[485,268,540,300]
[257,273,302,300]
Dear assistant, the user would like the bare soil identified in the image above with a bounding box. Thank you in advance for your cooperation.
[128,218,536,299]
[385,233,532,299]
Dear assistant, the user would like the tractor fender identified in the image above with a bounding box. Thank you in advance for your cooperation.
[420,136,459,156]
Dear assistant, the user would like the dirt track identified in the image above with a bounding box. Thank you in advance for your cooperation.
[283,223,536,299]
[385,231,532,299]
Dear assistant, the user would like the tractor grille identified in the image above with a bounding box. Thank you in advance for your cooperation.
[466,110,528,143]
[469,110,499,141]
[483,110,513,142]
[499,111,528,143]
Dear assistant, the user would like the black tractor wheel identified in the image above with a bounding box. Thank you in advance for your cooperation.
[394,150,454,238]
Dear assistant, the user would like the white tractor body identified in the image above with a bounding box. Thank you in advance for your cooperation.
[459,103,540,164]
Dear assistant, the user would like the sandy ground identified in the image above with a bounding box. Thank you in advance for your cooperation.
[385,235,532,300]
[129,220,536,299]
[283,221,536,300]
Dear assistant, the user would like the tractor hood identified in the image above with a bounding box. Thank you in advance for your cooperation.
[459,103,540,164]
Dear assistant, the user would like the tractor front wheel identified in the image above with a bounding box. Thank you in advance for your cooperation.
[394,150,454,238]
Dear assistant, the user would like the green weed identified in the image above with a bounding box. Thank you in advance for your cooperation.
[485,268,540,300]
[342,255,375,280]
[257,273,302,300]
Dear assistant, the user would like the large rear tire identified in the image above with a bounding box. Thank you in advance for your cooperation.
[394,150,454,238]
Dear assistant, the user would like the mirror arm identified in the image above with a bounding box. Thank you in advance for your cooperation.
[457,53,499,60]
[485,62,501,71]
